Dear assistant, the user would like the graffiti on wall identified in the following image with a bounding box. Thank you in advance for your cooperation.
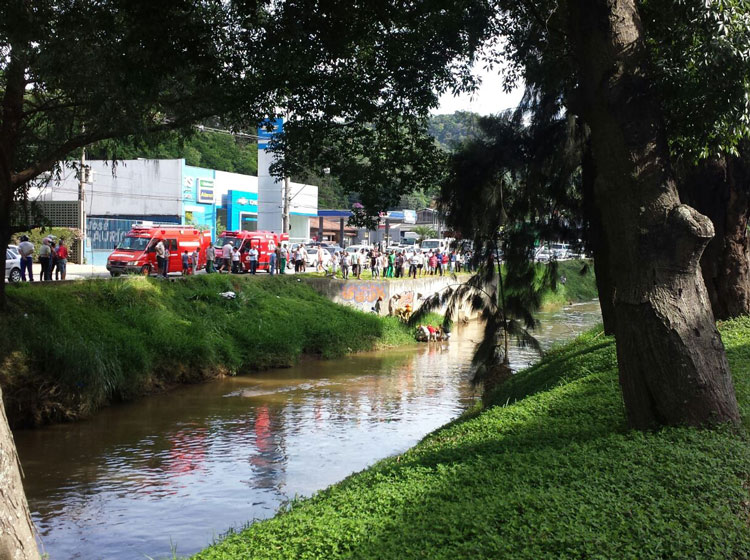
[339,282,387,304]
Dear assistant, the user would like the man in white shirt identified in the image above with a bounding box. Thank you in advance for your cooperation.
[248,246,259,274]
[221,241,233,273]
[154,239,167,277]
[17,235,34,282]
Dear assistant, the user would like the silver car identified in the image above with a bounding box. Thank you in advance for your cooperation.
[6,248,21,282]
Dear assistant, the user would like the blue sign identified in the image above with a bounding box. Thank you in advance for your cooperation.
[257,118,284,150]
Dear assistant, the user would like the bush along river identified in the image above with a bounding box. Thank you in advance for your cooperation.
[14,301,601,560]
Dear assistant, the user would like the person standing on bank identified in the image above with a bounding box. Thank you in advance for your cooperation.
[231,246,241,273]
[155,239,167,277]
[182,250,190,275]
[206,244,216,273]
[56,238,69,280]
[269,245,277,275]
[249,245,259,274]
[221,240,233,273]
[49,240,58,280]
[38,238,52,281]
[17,235,34,282]
[280,245,288,274]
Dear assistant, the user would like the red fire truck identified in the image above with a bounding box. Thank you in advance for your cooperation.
[213,230,289,273]
[107,223,212,276]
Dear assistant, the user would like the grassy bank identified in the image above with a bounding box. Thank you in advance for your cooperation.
[0,275,416,428]
[193,320,750,560]
[539,259,598,309]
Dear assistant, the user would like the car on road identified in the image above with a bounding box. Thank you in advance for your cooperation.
[5,248,21,283]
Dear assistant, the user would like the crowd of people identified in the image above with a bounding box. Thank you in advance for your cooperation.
[156,241,475,279]
[15,235,70,282]
[329,247,473,280]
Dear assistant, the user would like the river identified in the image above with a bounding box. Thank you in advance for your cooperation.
[14,301,601,560]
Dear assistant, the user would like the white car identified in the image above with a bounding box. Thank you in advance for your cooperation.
[549,243,571,260]
[534,247,552,263]
[306,247,332,267]
[6,249,21,282]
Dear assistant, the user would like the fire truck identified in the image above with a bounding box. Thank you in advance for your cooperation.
[107,223,212,276]
[213,230,289,273]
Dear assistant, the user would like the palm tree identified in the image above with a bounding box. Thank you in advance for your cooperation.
[412,225,437,243]
[412,111,581,397]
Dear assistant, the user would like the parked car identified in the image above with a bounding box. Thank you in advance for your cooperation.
[534,246,552,263]
[305,247,332,267]
[5,249,21,283]
[549,243,572,260]
[7,244,19,257]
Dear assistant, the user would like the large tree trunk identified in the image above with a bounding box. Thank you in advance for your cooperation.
[568,0,740,429]
[679,152,750,320]
[0,387,40,560]
[581,139,616,334]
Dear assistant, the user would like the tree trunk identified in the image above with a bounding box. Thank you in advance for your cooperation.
[679,152,750,320]
[581,139,616,334]
[0,387,40,560]
[568,0,740,429]
[0,180,12,311]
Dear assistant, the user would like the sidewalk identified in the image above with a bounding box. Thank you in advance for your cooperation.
[13,262,111,283]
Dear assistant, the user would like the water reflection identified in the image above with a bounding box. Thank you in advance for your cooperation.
[14,301,600,560]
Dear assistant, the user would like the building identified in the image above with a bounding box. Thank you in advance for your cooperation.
[33,158,317,265]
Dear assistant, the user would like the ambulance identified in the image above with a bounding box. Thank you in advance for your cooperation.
[213,230,289,273]
[107,223,212,276]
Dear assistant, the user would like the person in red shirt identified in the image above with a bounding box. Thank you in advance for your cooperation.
[55,238,70,280]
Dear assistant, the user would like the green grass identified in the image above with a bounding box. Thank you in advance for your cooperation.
[0,275,415,427]
[540,259,598,308]
[192,320,750,560]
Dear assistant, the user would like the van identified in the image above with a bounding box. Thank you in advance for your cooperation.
[420,238,454,252]
[107,223,212,276]
[213,230,289,273]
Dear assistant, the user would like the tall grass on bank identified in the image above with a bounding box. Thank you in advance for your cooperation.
[0,275,415,427]
[193,321,750,560]
[540,259,598,308]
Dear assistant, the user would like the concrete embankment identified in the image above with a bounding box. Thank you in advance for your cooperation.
[303,274,472,317]
[303,260,598,316]
[0,275,416,428]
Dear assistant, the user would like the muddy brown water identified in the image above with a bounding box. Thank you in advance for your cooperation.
[14,301,601,560]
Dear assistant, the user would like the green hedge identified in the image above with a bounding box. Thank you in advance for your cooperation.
[0,275,414,427]
[193,320,750,560]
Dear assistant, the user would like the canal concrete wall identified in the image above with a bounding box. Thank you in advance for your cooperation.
[303,275,473,319]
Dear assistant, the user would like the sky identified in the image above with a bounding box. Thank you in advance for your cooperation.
[433,64,524,116]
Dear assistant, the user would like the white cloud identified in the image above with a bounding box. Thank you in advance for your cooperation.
[433,65,524,116]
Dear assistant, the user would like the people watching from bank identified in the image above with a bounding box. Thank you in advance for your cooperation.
[8,234,479,283]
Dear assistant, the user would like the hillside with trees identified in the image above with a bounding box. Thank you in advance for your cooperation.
[86,131,258,176]
[428,111,481,151]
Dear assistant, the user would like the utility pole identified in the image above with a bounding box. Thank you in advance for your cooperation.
[282,176,290,235]
[78,146,87,264]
